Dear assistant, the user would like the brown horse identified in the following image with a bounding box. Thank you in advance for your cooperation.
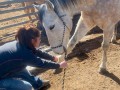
[21,0,44,21]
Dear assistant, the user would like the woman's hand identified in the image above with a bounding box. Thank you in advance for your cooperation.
[60,61,67,68]
[53,57,59,62]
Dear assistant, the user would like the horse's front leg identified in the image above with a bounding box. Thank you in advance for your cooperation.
[58,17,87,61]
[111,23,118,43]
[99,25,114,74]
[67,12,95,54]
[59,12,95,61]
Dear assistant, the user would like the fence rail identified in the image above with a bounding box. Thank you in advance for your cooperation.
[0,5,33,14]
[0,19,37,30]
[0,0,41,30]
[0,0,40,5]
[0,12,38,22]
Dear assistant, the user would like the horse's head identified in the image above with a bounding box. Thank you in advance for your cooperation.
[34,1,72,55]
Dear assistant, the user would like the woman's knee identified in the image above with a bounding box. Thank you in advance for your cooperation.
[21,80,33,90]
[0,79,33,90]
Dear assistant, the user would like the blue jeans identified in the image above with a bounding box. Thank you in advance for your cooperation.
[0,78,32,90]
[0,69,43,90]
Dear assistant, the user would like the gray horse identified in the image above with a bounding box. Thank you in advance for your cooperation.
[34,0,120,74]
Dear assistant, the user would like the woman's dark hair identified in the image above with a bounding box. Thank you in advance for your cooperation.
[15,24,41,53]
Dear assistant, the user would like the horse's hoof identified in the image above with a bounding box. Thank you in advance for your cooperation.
[111,40,117,44]
[98,68,108,75]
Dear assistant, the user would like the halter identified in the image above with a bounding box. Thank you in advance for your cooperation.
[50,9,71,55]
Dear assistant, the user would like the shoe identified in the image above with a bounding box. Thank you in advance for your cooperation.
[41,80,50,88]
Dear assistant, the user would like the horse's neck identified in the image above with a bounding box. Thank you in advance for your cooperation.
[62,1,97,17]
[55,0,97,19]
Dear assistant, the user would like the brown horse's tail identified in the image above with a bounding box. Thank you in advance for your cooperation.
[21,2,26,7]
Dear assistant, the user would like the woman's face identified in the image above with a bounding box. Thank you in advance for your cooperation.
[32,37,41,48]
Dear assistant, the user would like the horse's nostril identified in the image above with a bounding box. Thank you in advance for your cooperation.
[49,24,55,30]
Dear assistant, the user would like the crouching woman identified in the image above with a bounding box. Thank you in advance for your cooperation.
[0,25,67,90]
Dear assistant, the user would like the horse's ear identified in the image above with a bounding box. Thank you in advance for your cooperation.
[45,0,54,10]
[86,0,96,6]
[33,4,41,10]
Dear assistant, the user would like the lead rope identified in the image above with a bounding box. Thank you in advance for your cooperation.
[53,6,70,90]
[62,46,67,90]
[62,68,66,90]
[57,14,69,90]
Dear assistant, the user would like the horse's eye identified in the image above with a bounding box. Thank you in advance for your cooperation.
[49,24,55,30]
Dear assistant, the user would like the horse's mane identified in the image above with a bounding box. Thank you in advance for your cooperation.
[38,4,47,23]
[50,0,78,9]
[38,0,78,23]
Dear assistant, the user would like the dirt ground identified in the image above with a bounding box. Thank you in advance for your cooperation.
[38,33,120,90]
[0,1,120,90]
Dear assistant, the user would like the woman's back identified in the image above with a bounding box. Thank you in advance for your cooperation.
[0,41,21,60]
[0,41,26,79]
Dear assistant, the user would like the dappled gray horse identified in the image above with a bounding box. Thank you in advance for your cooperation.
[34,0,120,74]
